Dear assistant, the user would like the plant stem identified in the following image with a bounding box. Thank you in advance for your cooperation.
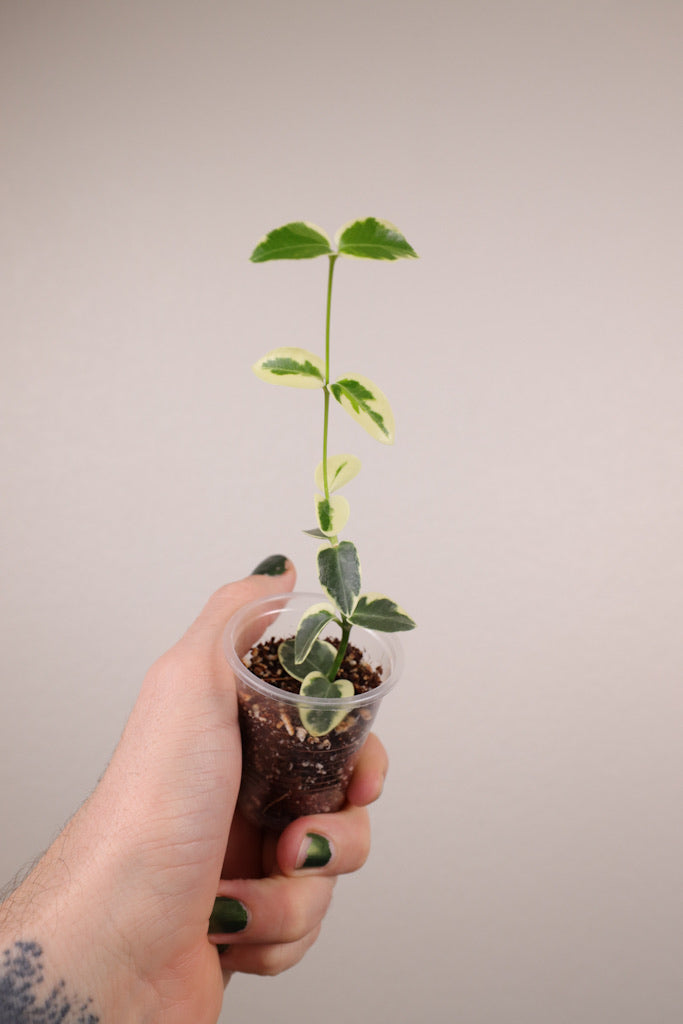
[321,254,338,506]
[329,617,352,680]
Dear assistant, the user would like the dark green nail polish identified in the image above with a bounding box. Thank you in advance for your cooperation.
[302,832,332,868]
[216,943,230,955]
[251,554,288,576]
[209,897,248,934]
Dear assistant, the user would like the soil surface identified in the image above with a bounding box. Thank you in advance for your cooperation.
[247,637,383,693]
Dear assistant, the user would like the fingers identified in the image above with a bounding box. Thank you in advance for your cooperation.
[217,924,323,977]
[209,875,333,976]
[345,731,389,807]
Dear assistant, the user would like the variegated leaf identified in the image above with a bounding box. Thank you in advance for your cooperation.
[250,222,333,262]
[299,671,355,736]
[253,347,325,388]
[294,602,337,663]
[331,374,395,443]
[314,453,362,494]
[335,218,417,260]
[349,593,416,632]
[278,638,337,683]
[315,493,350,536]
[317,541,361,617]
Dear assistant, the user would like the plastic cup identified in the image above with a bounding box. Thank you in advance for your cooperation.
[224,591,402,830]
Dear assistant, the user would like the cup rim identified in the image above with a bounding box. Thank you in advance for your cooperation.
[224,590,402,709]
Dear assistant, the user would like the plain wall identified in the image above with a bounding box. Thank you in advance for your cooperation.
[2,2,682,1021]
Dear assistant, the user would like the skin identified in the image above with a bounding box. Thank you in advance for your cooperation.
[0,562,388,1023]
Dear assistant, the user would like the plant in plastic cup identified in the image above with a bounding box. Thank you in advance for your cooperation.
[228,218,417,828]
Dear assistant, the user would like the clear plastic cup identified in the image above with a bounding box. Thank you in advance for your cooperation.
[224,591,402,830]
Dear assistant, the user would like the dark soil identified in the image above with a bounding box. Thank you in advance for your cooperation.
[246,637,383,694]
[236,637,383,830]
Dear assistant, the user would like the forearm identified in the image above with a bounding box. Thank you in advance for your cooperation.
[0,939,100,1023]
[0,813,158,1023]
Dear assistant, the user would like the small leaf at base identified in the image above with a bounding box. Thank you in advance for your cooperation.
[299,672,355,736]
[279,639,337,683]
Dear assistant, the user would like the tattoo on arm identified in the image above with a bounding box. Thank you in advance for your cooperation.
[0,942,99,1023]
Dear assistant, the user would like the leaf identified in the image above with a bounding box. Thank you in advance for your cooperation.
[331,375,395,444]
[250,222,334,262]
[299,671,355,736]
[335,217,418,260]
[303,527,328,539]
[317,541,361,617]
[349,593,416,632]
[253,347,325,388]
[315,494,350,536]
[314,453,362,494]
[278,638,337,684]
[294,603,337,663]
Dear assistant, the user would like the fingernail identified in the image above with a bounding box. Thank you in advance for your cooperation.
[251,554,288,576]
[216,943,230,956]
[209,897,249,934]
[297,832,332,869]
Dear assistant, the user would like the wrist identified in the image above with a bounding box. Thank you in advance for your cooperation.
[0,816,159,1022]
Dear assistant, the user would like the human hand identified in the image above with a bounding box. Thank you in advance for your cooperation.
[0,560,388,1024]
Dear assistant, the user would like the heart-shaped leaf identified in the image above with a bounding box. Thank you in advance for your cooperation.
[315,494,350,537]
[349,593,416,632]
[335,218,417,260]
[299,671,355,736]
[253,347,325,388]
[278,638,337,683]
[314,453,362,494]
[317,541,361,617]
[250,222,333,262]
[294,602,338,663]
[331,375,395,444]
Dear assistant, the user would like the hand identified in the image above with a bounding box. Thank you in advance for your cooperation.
[0,561,388,1024]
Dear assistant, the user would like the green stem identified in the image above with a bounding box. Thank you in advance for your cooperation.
[321,254,338,506]
[329,617,352,680]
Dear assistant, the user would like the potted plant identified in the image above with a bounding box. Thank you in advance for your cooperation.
[224,218,417,830]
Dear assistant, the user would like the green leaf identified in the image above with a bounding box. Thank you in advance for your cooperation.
[250,222,334,262]
[336,218,417,260]
[314,453,362,494]
[315,494,350,536]
[331,375,395,444]
[294,602,337,663]
[253,347,325,388]
[317,541,361,617]
[278,638,337,683]
[303,527,328,539]
[349,593,416,632]
[299,671,355,736]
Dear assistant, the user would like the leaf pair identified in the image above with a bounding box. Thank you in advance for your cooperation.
[294,543,415,666]
[250,218,418,263]
[253,351,395,445]
[278,639,353,736]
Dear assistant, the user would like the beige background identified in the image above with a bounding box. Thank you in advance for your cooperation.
[2,1,682,1021]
